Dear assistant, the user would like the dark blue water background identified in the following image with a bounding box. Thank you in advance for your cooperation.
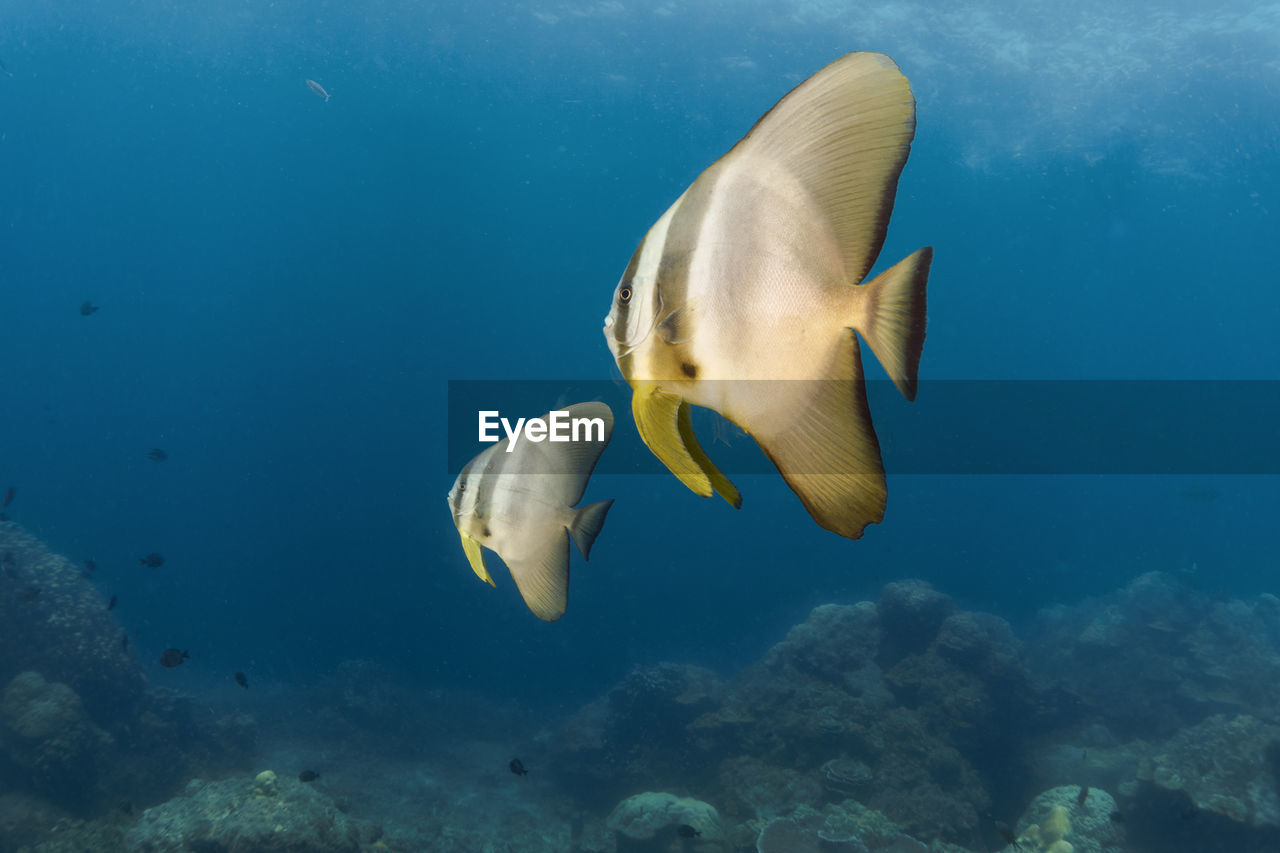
[1,0,1276,707]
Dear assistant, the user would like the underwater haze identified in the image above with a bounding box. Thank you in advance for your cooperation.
[1,1,1278,851]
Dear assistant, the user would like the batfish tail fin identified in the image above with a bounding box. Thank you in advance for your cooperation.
[632,383,742,508]
[506,529,571,622]
[744,334,886,540]
[568,498,615,560]
[858,246,931,400]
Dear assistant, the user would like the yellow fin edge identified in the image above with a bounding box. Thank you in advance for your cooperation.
[632,384,741,508]
[459,531,495,587]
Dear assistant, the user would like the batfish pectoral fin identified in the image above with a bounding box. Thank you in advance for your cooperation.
[632,383,741,508]
[458,531,496,587]
[745,333,887,539]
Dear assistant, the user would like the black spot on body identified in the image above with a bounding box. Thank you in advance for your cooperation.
[681,362,698,378]
[482,526,491,538]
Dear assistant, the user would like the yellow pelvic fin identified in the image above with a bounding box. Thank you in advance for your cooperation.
[458,531,495,587]
[632,384,741,508]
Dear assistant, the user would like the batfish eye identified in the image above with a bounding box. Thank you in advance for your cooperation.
[619,286,633,304]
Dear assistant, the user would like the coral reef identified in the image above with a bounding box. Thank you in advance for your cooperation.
[1033,571,1280,737]
[1007,785,1124,853]
[607,791,727,851]
[124,771,377,853]
[0,671,110,803]
[0,522,144,720]
[1137,714,1280,827]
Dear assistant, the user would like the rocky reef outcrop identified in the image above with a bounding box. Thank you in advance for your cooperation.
[124,769,377,853]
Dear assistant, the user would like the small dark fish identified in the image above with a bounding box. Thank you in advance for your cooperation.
[79,300,99,316]
[122,634,129,652]
[107,594,117,611]
[994,820,1021,850]
[159,648,189,668]
[1077,785,1089,807]
[298,770,320,782]
[677,824,701,838]
[139,553,165,568]
[146,448,168,462]
[1,551,14,576]
[234,671,248,689]
[84,559,97,572]
[119,800,133,816]
[2,487,13,509]
[1109,810,1126,824]
[20,586,39,602]
[509,758,528,776]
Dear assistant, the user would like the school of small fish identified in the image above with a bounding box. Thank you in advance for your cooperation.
[451,51,931,618]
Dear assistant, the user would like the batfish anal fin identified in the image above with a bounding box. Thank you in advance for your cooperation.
[459,531,496,587]
[748,332,886,539]
[505,529,571,622]
[568,498,615,560]
[857,246,931,400]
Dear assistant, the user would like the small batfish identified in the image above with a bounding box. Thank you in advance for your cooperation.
[1077,785,1089,807]
[84,560,97,572]
[234,671,248,689]
[2,487,13,509]
[107,594,117,611]
[508,758,528,776]
[448,402,615,621]
[139,553,165,568]
[79,300,99,316]
[603,52,931,540]
[298,770,320,782]
[306,79,330,102]
[159,648,189,668]
[146,448,168,462]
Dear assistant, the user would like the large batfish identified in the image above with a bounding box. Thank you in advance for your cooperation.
[603,52,931,539]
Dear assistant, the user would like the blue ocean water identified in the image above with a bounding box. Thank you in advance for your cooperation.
[1,0,1277,811]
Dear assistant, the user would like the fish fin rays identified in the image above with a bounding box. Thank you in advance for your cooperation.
[568,499,615,560]
[732,51,917,286]
[632,384,742,508]
[505,529,571,622]
[745,333,887,540]
[857,246,931,400]
[459,532,495,587]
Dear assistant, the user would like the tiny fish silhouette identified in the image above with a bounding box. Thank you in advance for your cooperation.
[20,586,39,603]
[1077,785,1089,807]
[234,671,248,689]
[146,448,168,462]
[159,648,189,668]
[2,487,13,509]
[509,758,528,776]
[79,300,99,316]
[139,553,165,568]
[107,594,117,611]
[298,770,320,782]
[84,559,97,572]
[305,79,330,102]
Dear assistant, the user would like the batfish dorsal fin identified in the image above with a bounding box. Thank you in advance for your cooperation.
[519,401,615,507]
[730,51,917,286]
